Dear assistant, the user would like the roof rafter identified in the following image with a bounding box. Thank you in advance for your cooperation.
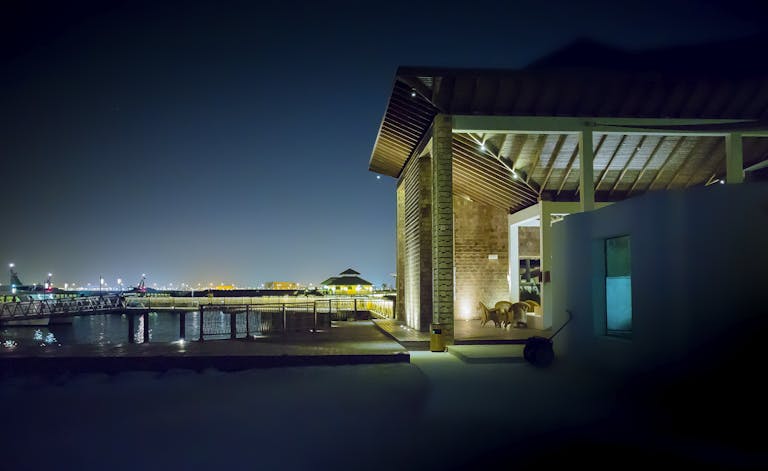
[595,135,627,191]
[627,136,667,196]
[646,136,688,191]
[538,135,567,195]
[609,136,648,195]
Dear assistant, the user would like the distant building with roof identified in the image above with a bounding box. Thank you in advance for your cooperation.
[264,281,299,290]
[321,268,374,295]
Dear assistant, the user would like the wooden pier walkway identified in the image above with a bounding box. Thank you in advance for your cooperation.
[0,321,409,376]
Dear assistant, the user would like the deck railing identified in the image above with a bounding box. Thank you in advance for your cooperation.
[0,295,395,325]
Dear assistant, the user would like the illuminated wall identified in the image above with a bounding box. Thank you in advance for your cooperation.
[265,281,299,290]
[329,285,374,295]
[396,154,432,331]
[453,195,510,320]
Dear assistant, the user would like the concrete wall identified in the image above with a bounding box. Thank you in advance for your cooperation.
[551,183,768,375]
[453,195,510,320]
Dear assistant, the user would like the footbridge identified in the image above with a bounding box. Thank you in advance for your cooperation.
[0,295,395,343]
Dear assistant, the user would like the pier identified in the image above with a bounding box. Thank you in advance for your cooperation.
[0,294,395,343]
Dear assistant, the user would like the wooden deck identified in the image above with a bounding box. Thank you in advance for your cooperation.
[0,321,409,376]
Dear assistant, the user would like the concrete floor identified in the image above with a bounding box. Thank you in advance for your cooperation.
[3,347,762,470]
[454,318,549,341]
[373,317,550,349]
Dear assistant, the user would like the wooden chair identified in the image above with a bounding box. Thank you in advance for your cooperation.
[479,302,502,328]
[498,301,532,329]
[523,300,540,312]
[495,301,513,328]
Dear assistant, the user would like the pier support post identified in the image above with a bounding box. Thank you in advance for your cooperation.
[246,305,250,338]
[199,308,205,342]
[353,299,358,321]
[142,311,150,343]
[128,313,135,344]
[282,304,287,335]
[179,312,186,340]
[230,311,237,339]
[313,301,317,333]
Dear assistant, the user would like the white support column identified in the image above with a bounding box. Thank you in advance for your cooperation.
[725,132,744,184]
[579,130,595,212]
[539,202,553,329]
[509,224,520,302]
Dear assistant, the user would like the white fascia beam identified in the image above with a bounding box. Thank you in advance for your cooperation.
[725,132,744,184]
[451,115,763,136]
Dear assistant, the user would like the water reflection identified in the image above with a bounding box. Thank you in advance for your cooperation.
[0,311,209,347]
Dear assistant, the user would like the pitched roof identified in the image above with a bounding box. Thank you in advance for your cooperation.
[322,276,372,286]
[369,36,768,212]
[339,268,360,275]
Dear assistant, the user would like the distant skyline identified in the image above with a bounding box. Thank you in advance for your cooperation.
[2,0,765,288]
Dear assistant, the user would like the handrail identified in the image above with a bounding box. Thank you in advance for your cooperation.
[0,295,395,321]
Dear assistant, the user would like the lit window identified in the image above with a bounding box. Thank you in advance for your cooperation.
[605,235,632,338]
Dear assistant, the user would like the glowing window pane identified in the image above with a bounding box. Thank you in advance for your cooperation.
[605,236,632,338]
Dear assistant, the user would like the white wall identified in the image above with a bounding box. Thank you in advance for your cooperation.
[550,183,768,374]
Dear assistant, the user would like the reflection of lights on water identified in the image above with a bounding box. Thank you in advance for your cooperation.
[33,330,43,341]
[44,333,56,344]
[3,340,18,349]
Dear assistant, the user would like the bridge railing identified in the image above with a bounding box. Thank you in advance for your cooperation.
[0,295,127,320]
[0,296,396,338]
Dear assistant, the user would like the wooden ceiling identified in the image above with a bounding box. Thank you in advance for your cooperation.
[369,63,768,213]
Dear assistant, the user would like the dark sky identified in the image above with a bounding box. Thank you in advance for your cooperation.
[1,0,765,289]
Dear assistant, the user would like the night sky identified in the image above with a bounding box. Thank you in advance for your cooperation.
[1,0,765,289]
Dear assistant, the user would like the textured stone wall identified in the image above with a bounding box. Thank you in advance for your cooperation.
[395,185,406,322]
[518,227,540,259]
[396,153,432,331]
[453,195,510,320]
[432,115,455,342]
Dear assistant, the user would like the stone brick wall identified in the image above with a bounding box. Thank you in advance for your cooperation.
[396,153,432,331]
[518,227,540,259]
[395,185,406,322]
[453,195,510,320]
[432,115,455,342]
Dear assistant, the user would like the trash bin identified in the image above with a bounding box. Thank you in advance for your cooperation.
[430,323,445,352]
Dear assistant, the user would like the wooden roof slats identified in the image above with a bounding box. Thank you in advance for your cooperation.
[534,135,561,174]
[565,134,606,198]
[493,78,520,115]
[595,135,628,191]
[682,138,723,187]
[452,140,539,203]
[627,136,667,195]
[452,159,536,209]
[524,135,548,183]
[744,137,768,167]
[666,137,712,189]
[372,66,768,210]
[538,135,567,194]
[609,136,648,195]
[471,77,500,114]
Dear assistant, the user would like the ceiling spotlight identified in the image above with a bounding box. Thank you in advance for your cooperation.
[719,179,725,184]
[410,90,417,98]
[480,144,486,151]
[376,175,381,180]
[512,171,518,179]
